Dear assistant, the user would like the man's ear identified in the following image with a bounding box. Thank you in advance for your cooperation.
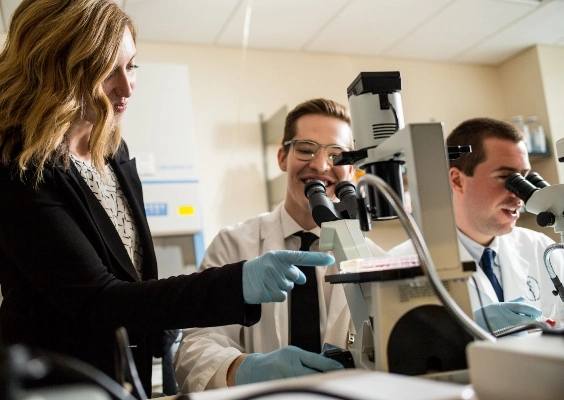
[278,147,288,172]
[345,165,355,181]
[449,167,465,194]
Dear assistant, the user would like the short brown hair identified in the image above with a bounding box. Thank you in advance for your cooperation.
[447,117,524,176]
[281,98,351,153]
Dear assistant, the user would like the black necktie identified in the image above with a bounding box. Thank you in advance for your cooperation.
[290,231,321,353]
[480,248,504,302]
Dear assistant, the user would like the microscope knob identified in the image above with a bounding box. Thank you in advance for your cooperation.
[537,211,555,227]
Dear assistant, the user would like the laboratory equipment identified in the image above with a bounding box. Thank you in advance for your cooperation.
[525,116,547,153]
[189,369,477,400]
[508,115,532,152]
[0,328,192,400]
[338,71,405,220]
[305,180,359,225]
[505,171,564,302]
[312,71,493,380]
[0,342,127,400]
[467,332,564,400]
[306,71,564,400]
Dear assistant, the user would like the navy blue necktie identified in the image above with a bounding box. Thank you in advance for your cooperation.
[290,232,321,353]
[480,248,504,302]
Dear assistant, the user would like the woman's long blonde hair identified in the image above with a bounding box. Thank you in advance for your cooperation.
[0,0,136,183]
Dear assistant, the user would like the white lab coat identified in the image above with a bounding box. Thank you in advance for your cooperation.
[173,202,387,393]
[389,227,564,326]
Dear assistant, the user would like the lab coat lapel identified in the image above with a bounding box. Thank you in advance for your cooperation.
[498,234,529,302]
[259,205,286,254]
[461,240,497,307]
[259,205,288,349]
[470,266,498,306]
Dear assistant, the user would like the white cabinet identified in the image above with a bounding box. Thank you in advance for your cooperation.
[121,62,205,267]
[260,105,287,211]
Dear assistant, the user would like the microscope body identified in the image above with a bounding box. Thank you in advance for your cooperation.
[319,121,475,379]
[505,171,564,301]
[524,185,564,241]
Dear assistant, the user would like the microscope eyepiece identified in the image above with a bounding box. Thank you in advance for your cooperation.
[304,180,361,226]
[304,179,327,199]
[505,173,539,203]
[335,181,356,201]
[526,172,549,189]
[305,179,341,227]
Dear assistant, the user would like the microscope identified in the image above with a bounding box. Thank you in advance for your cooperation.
[309,72,490,381]
[505,144,564,303]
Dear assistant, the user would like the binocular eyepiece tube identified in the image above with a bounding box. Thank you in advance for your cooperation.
[304,180,360,227]
[505,172,548,203]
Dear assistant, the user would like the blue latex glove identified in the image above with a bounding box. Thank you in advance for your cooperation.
[473,297,542,332]
[235,346,344,385]
[242,250,335,304]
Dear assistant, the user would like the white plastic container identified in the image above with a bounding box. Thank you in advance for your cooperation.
[525,116,546,153]
[508,115,532,152]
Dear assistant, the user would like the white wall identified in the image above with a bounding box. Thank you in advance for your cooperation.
[498,45,564,243]
[538,45,564,183]
[499,46,557,185]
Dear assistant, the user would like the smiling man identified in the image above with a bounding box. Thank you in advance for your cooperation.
[174,99,388,393]
[392,117,564,332]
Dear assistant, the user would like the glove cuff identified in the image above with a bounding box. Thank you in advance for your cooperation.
[234,353,258,386]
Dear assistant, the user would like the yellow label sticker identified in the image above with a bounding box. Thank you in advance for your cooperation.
[178,206,195,216]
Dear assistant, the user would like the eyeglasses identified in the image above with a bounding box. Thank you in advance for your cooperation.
[283,140,350,165]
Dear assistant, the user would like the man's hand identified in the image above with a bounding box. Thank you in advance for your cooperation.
[474,297,542,332]
[234,346,344,385]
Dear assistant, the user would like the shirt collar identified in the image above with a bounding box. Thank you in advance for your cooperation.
[457,229,500,264]
[280,202,321,239]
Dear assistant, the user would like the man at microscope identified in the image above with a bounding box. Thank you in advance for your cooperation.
[391,117,564,333]
[174,98,389,393]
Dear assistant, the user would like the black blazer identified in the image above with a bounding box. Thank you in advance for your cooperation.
[0,142,260,395]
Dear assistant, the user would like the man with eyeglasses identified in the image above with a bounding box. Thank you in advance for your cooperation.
[174,98,388,392]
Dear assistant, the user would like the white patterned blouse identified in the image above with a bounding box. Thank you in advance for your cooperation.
[71,155,144,279]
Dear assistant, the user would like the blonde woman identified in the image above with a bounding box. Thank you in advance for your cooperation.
[0,0,335,396]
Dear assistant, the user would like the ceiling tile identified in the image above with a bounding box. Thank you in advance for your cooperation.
[124,0,240,45]
[216,0,349,50]
[457,0,564,64]
[1,0,562,67]
[383,0,537,63]
[305,0,452,56]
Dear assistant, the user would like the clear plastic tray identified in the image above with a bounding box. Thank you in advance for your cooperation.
[340,254,419,273]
